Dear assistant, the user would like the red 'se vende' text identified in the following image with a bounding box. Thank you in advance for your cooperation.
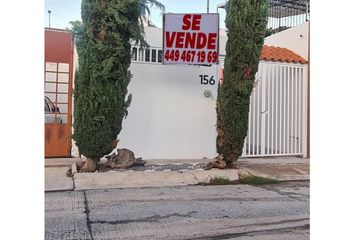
[165,14,217,50]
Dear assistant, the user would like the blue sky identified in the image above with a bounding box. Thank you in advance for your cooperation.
[45,0,228,29]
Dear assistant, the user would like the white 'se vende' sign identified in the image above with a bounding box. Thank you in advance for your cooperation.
[163,13,219,65]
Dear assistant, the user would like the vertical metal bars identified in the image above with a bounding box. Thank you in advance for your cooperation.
[242,62,307,157]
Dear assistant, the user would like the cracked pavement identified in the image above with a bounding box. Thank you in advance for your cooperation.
[45,181,309,240]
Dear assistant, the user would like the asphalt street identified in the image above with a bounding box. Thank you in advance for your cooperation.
[45,181,309,240]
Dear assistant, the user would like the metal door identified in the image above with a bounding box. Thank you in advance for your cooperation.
[44,28,73,157]
[242,61,308,157]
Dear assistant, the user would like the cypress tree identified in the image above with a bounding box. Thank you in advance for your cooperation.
[73,0,144,171]
[216,0,268,165]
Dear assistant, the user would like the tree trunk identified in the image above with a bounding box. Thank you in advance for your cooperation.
[80,158,97,172]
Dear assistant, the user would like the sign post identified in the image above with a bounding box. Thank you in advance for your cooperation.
[163,13,219,65]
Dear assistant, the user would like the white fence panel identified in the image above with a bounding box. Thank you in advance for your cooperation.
[242,61,307,157]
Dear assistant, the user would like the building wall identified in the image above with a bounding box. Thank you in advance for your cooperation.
[70,26,308,160]
[118,62,219,159]
[116,26,227,159]
[264,22,309,60]
[144,26,163,48]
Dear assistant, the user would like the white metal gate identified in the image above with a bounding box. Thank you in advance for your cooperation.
[242,61,308,157]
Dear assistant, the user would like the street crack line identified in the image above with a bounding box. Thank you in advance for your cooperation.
[258,185,307,202]
[186,224,310,240]
[90,211,197,225]
[72,173,76,190]
[217,217,309,230]
[83,191,94,240]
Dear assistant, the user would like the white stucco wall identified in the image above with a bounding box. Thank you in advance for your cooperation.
[264,22,309,60]
[118,62,219,159]
[116,26,227,159]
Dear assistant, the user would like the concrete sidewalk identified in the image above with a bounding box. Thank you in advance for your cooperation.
[237,157,310,181]
[45,157,309,192]
[45,157,83,167]
[45,167,74,191]
[45,158,82,192]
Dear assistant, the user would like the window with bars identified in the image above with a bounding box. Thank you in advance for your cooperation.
[158,50,162,63]
[267,0,310,35]
[145,49,150,62]
[44,62,70,124]
[132,47,137,61]
[131,46,163,64]
[151,49,157,62]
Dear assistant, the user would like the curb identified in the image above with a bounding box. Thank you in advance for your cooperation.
[72,163,78,174]
[45,187,74,193]
[73,169,239,190]
[45,163,73,168]
[238,167,309,182]
[45,158,83,168]
[276,176,310,181]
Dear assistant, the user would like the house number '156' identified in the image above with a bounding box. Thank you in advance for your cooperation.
[199,75,215,85]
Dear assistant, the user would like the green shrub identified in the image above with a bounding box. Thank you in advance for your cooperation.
[239,176,279,185]
[73,0,143,169]
[216,0,268,164]
[209,176,232,185]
